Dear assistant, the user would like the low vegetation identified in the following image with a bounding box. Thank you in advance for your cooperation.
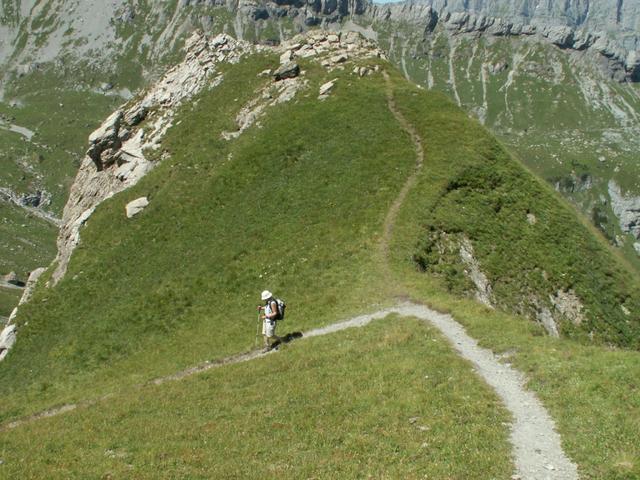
[385,68,640,348]
[0,318,513,479]
[0,287,21,318]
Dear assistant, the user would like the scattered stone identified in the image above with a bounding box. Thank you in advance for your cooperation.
[329,53,348,64]
[2,271,19,285]
[126,197,149,218]
[408,417,419,424]
[319,79,337,96]
[526,213,537,225]
[258,69,272,77]
[273,62,300,81]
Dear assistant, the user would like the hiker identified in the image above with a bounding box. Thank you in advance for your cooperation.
[258,290,282,351]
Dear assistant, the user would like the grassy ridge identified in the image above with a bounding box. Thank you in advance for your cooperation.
[383,69,640,479]
[384,68,640,348]
[0,56,415,420]
[0,318,513,479]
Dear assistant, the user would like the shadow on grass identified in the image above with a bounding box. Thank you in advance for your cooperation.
[270,331,303,350]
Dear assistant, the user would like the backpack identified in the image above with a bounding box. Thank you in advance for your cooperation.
[271,298,286,320]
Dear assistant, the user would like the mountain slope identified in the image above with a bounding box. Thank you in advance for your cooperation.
[0,31,638,479]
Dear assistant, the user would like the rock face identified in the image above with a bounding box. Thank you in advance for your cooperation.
[2,1,636,83]
[608,180,640,240]
[0,267,45,362]
[367,2,640,82]
[0,324,17,361]
[459,237,494,308]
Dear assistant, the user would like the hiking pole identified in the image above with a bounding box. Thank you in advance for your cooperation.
[255,307,262,348]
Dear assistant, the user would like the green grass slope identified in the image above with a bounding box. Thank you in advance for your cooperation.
[0,55,416,419]
[0,318,513,479]
[1,51,639,479]
[383,69,640,348]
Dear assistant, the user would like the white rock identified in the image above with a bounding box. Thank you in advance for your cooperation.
[330,54,349,64]
[0,324,17,361]
[280,50,293,64]
[319,79,337,96]
[126,197,149,218]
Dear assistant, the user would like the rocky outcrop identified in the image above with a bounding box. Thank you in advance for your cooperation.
[608,180,640,241]
[222,30,384,140]
[459,237,494,308]
[0,267,45,362]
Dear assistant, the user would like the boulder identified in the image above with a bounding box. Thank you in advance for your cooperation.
[126,197,149,218]
[273,62,300,81]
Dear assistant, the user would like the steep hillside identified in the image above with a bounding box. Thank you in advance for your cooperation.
[0,30,638,479]
[370,7,640,270]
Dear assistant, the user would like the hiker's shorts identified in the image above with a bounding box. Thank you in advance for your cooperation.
[263,319,276,338]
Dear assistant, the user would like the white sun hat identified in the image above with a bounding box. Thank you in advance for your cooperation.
[261,290,273,301]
